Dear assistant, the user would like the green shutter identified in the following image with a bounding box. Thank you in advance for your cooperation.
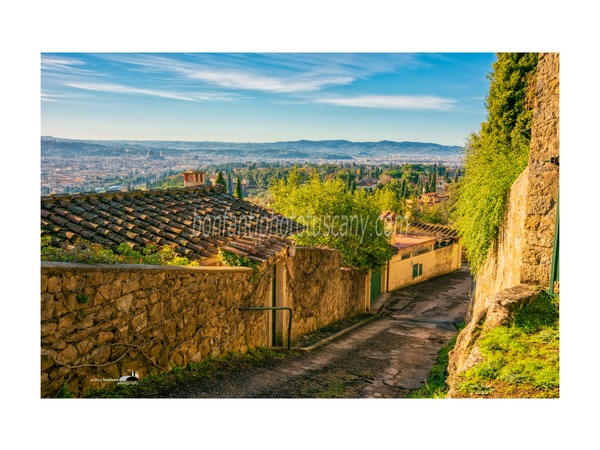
[412,264,419,278]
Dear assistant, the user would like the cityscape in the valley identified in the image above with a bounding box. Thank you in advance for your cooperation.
[40,136,463,195]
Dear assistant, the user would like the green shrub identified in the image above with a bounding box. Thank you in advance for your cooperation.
[451,53,538,274]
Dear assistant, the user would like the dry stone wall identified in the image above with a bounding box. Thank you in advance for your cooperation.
[41,247,366,397]
[521,52,560,286]
[283,247,367,339]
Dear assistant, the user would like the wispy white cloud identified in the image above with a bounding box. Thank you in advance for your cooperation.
[41,55,96,77]
[315,95,455,111]
[97,53,415,94]
[66,82,238,102]
[182,69,353,93]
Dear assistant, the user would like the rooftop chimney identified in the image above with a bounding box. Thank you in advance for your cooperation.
[182,170,206,188]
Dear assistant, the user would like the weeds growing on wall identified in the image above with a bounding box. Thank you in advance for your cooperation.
[451,53,539,274]
[41,236,200,266]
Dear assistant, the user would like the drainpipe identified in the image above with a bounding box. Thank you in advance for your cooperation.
[547,194,559,297]
[239,306,293,349]
[545,157,559,297]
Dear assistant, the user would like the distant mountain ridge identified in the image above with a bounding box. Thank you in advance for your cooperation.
[41,136,462,161]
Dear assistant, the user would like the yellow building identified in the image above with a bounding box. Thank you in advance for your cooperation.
[369,224,462,301]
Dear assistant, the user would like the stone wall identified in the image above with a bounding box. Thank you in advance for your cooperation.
[447,53,559,390]
[470,168,529,319]
[521,52,560,286]
[41,247,366,397]
[283,247,367,339]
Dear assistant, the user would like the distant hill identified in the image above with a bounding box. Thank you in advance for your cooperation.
[41,136,462,161]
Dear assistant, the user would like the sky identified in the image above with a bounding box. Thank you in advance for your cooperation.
[41,53,497,146]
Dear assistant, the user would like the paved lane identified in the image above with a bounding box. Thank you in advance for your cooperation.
[146,265,470,398]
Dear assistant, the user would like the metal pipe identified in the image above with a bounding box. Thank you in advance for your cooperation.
[239,306,293,349]
[548,194,559,297]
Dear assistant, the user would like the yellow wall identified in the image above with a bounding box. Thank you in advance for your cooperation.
[387,244,462,291]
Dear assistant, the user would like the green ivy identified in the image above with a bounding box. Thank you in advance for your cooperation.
[216,249,257,269]
[451,53,539,274]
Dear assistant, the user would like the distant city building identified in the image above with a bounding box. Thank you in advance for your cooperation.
[181,169,206,188]
[357,177,378,190]
[146,149,164,160]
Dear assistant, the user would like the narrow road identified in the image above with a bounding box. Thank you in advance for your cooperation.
[149,266,470,398]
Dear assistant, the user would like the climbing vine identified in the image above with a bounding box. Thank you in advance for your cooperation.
[451,53,539,274]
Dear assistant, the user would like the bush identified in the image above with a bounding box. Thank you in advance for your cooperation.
[451,53,538,274]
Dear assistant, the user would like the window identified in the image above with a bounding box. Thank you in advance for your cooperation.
[412,263,423,278]
[413,246,432,256]
[401,252,410,260]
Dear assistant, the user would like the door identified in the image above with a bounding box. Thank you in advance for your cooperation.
[370,268,381,304]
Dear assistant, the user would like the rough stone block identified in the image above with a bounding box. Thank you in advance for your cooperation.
[58,345,78,365]
[41,350,57,371]
[97,304,114,320]
[148,303,163,321]
[78,317,95,330]
[51,339,67,351]
[41,322,58,336]
[40,300,56,320]
[135,296,149,310]
[64,275,80,292]
[41,275,48,293]
[121,278,140,295]
[49,366,70,381]
[90,345,111,365]
[57,314,76,330]
[97,331,114,344]
[47,276,61,293]
[94,284,111,305]
[67,327,95,343]
[116,293,134,313]
[132,312,148,332]
[76,337,96,355]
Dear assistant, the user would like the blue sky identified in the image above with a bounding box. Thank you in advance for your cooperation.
[41,53,497,146]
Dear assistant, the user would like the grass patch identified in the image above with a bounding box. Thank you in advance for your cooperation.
[85,347,295,398]
[456,293,559,398]
[409,322,464,398]
[295,369,375,398]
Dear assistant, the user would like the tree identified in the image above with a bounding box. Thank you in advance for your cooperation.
[234,176,243,199]
[451,52,538,274]
[215,171,226,190]
[227,173,233,195]
[270,174,394,270]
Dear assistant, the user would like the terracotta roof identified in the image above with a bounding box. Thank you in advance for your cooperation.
[357,178,378,187]
[41,186,302,264]
[406,221,459,241]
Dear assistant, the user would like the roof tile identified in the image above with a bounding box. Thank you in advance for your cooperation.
[41,186,300,264]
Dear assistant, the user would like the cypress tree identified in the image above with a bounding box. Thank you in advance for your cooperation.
[234,176,243,199]
[227,173,233,195]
